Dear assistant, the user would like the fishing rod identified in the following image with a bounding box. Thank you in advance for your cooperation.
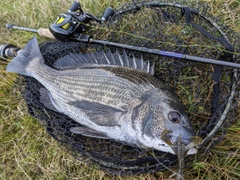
[77,34,240,69]
[2,1,240,69]
[3,24,240,69]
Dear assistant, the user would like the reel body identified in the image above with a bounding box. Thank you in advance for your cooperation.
[49,1,114,40]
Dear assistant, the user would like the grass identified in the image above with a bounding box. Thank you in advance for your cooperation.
[0,0,240,179]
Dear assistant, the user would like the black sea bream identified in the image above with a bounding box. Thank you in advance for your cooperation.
[6,37,197,154]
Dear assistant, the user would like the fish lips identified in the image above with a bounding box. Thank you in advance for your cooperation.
[170,134,193,145]
[168,126,195,146]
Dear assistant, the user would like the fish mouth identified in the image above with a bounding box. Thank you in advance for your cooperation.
[161,130,201,155]
[170,126,196,145]
[169,135,193,145]
[161,130,193,146]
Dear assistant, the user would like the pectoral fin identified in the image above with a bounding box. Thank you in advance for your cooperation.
[70,126,110,139]
[68,100,126,126]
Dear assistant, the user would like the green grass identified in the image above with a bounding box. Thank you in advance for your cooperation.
[0,0,240,179]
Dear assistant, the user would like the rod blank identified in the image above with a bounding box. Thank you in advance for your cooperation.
[91,39,240,69]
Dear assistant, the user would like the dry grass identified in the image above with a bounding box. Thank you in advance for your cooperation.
[0,0,240,179]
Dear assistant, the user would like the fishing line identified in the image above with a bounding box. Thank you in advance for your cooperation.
[83,24,240,56]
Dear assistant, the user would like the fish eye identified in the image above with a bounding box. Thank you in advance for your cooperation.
[168,112,181,123]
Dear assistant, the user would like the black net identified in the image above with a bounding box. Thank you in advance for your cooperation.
[13,0,240,175]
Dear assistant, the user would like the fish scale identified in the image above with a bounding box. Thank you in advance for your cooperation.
[52,69,147,104]
[6,37,197,155]
[54,77,146,110]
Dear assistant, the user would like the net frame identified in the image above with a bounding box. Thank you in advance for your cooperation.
[13,0,240,175]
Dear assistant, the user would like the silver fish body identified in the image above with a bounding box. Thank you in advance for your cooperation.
[6,37,196,155]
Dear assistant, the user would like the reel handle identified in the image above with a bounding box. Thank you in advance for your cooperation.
[102,7,114,21]
[68,1,81,12]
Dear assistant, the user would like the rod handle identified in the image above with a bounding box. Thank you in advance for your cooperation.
[38,28,55,39]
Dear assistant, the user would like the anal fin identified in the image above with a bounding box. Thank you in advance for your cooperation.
[39,88,61,112]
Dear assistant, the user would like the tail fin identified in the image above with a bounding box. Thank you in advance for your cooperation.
[6,37,43,77]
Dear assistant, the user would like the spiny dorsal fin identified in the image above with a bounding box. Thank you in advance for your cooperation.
[53,49,155,75]
[122,50,129,68]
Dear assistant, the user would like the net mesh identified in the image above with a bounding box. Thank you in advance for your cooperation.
[13,0,240,175]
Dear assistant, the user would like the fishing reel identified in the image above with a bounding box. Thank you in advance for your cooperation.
[49,1,114,41]
[0,44,20,59]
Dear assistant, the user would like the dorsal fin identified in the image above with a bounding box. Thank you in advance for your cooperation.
[53,49,155,75]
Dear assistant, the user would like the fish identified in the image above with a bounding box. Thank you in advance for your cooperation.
[6,37,197,155]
